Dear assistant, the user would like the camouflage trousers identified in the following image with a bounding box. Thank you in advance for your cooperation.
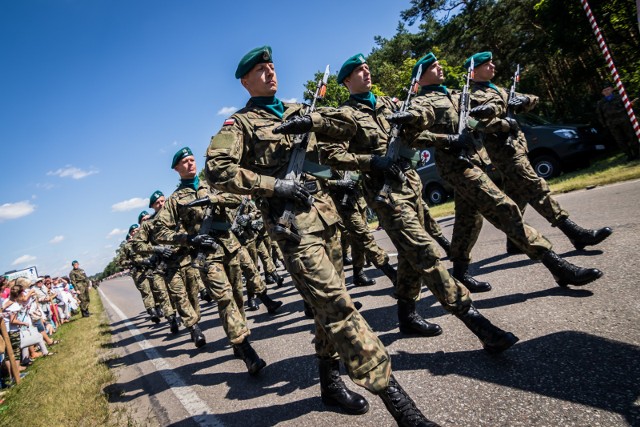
[165,263,201,328]
[423,204,445,240]
[336,198,388,269]
[256,238,277,275]
[237,243,266,298]
[74,281,90,312]
[200,252,249,345]
[439,157,553,263]
[609,121,640,159]
[132,271,154,311]
[151,271,175,317]
[369,188,472,314]
[485,137,568,226]
[277,223,391,393]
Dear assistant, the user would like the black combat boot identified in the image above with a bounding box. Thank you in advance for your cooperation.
[506,238,524,255]
[155,305,164,319]
[266,271,285,287]
[257,290,283,314]
[81,309,91,318]
[541,250,603,287]
[352,267,376,286]
[556,217,613,250]
[434,235,451,257]
[398,300,442,337]
[147,307,161,323]
[452,262,492,293]
[234,339,266,376]
[378,262,397,286]
[343,254,353,266]
[303,301,314,319]
[246,296,260,311]
[319,358,369,415]
[455,305,519,354]
[168,314,179,334]
[189,324,206,348]
[378,375,441,427]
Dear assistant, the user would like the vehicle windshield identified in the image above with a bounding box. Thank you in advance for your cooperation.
[516,113,552,127]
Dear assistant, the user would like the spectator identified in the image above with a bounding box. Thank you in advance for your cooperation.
[596,82,640,161]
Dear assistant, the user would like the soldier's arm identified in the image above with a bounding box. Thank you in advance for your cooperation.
[131,223,154,256]
[154,195,188,246]
[317,107,374,172]
[308,107,358,140]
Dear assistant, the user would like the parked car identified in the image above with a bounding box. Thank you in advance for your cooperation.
[516,113,606,179]
[416,147,454,205]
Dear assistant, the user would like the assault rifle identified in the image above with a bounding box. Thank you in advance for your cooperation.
[340,171,356,207]
[505,64,521,151]
[230,196,250,236]
[186,197,222,270]
[456,57,475,168]
[272,65,330,244]
[374,64,423,211]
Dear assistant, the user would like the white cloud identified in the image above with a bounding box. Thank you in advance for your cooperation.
[47,165,98,180]
[217,106,238,116]
[49,235,65,244]
[12,254,37,266]
[36,182,55,190]
[111,197,147,212]
[0,201,36,221]
[281,97,298,103]
[106,228,127,239]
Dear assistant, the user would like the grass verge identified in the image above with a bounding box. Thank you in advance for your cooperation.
[426,153,640,219]
[0,289,131,427]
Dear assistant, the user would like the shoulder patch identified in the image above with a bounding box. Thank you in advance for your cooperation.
[223,118,235,126]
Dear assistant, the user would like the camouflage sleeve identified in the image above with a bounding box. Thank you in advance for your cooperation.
[131,222,154,255]
[205,117,277,197]
[470,88,508,133]
[211,190,244,208]
[317,107,374,171]
[517,91,539,112]
[154,194,187,246]
[69,270,78,284]
[403,99,437,147]
[309,107,357,140]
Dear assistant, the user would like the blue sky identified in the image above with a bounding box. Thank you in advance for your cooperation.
[0,0,414,277]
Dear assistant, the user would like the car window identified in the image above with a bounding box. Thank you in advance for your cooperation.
[517,113,551,127]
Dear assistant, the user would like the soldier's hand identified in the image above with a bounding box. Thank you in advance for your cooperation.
[370,155,394,172]
[273,115,313,134]
[236,214,251,226]
[274,179,312,206]
[335,179,356,191]
[189,234,219,250]
[469,104,495,119]
[250,219,264,231]
[508,95,529,112]
[385,111,414,125]
[446,131,474,151]
[153,245,174,258]
[504,117,520,133]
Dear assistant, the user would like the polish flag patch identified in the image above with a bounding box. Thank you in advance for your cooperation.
[223,118,235,126]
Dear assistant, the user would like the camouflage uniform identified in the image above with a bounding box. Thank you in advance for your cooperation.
[320,95,472,313]
[206,101,392,393]
[120,239,156,311]
[131,213,176,318]
[406,88,553,262]
[597,92,640,160]
[155,180,250,345]
[68,266,90,312]
[470,82,569,225]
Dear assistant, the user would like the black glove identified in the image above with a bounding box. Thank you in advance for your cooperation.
[508,95,529,112]
[370,155,403,180]
[469,104,495,119]
[504,117,520,133]
[274,179,312,206]
[446,131,474,151]
[250,219,264,231]
[334,180,356,191]
[385,111,414,125]
[189,234,218,249]
[153,245,174,258]
[273,115,313,134]
[236,214,251,226]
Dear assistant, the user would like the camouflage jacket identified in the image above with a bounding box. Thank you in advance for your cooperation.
[597,93,631,127]
[69,267,88,286]
[154,179,241,264]
[318,95,433,202]
[206,101,352,236]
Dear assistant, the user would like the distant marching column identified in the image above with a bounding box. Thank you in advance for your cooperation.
[581,0,640,144]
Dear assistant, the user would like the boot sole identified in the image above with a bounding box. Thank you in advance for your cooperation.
[484,333,520,354]
[556,269,603,287]
[321,395,370,415]
[571,228,613,250]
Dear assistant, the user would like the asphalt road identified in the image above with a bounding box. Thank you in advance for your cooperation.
[99,179,640,427]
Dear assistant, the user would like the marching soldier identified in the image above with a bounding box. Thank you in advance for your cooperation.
[156,147,266,375]
[282,53,520,354]
[205,45,442,426]
[465,51,612,257]
[69,259,91,317]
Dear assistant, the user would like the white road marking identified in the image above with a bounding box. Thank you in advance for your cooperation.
[100,289,224,427]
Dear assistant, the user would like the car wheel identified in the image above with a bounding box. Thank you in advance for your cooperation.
[531,154,561,179]
[425,183,448,205]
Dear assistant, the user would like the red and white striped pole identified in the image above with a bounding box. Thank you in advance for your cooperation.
[581,0,640,144]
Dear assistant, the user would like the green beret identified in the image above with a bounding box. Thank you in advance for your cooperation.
[412,52,437,79]
[171,146,193,169]
[138,210,149,224]
[149,190,164,207]
[337,53,367,84]
[71,260,78,266]
[464,51,492,70]
[235,45,272,79]
[128,224,139,234]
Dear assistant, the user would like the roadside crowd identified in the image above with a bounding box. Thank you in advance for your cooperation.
[0,274,83,389]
